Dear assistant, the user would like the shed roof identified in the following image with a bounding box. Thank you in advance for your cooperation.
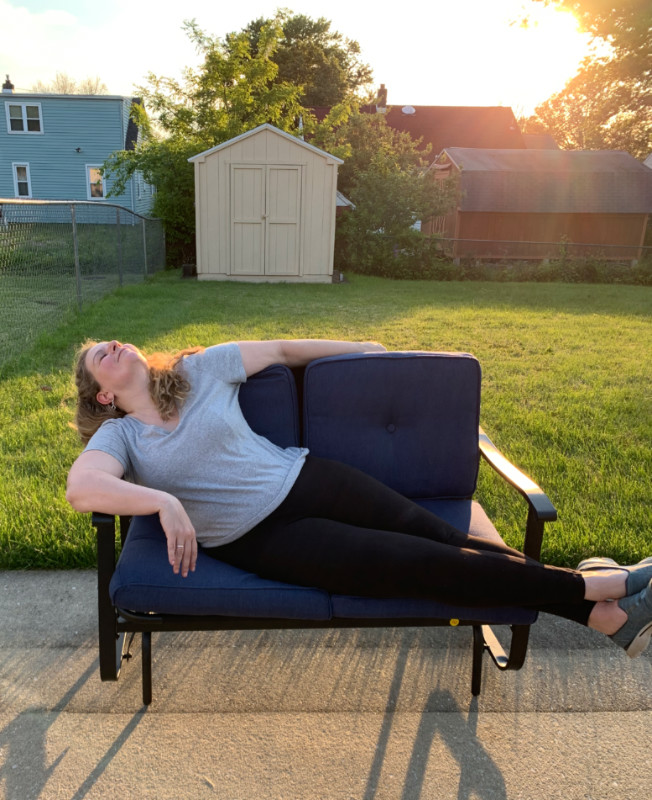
[310,105,525,154]
[188,123,344,164]
[439,148,652,214]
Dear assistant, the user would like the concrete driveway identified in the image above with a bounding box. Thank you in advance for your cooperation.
[1,571,650,800]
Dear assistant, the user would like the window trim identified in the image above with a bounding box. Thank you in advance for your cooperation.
[12,162,32,198]
[86,164,105,200]
[5,102,44,134]
[11,161,32,200]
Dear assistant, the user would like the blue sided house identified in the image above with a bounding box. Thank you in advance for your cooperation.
[1,75,154,215]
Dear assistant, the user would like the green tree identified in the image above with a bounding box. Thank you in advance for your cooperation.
[524,1,651,157]
[242,11,373,106]
[521,56,651,157]
[103,19,307,263]
[337,150,459,278]
[314,110,430,196]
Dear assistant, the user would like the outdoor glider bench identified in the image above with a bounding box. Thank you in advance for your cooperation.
[92,352,557,705]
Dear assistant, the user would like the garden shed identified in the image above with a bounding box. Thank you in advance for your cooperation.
[424,148,652,261]
[189,124,343,282]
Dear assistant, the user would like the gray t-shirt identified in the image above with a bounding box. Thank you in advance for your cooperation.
[84,343,308,547]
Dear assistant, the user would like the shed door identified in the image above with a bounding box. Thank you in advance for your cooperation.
[230,164,302,276]
[231,165,266,275]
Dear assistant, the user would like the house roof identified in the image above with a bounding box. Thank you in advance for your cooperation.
[522,132,559,150]
[4,92,135,100]
[188,123,344,164]
[439,148,652,214]
[311,104,526,154]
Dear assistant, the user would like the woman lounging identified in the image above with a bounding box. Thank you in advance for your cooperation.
[66,339,652,658]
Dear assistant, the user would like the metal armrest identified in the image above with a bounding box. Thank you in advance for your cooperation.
[475,426,559,681]
[478,426,557,560]
[479,426,557,521]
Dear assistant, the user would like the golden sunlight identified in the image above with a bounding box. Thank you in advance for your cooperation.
[504,4,591,113]
[417,2,594,115]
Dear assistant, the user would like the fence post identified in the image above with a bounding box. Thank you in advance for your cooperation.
[116,207,123,287]
[71,204,83,312]
[142,218,148,275]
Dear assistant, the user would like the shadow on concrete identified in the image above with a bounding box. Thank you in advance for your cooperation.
[362,630,416,800]
[69,711,145,800]
[0,657,145,799]
[362,632,506,800]
[400,693,506,800]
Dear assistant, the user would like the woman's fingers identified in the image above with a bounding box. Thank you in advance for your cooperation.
[172,536,198,578]
[160,496,197,577]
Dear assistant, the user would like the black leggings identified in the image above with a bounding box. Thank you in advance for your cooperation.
[206,456,593,625]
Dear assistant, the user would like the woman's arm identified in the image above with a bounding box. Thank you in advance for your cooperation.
[238,339,386,378]
[66,450,197,577]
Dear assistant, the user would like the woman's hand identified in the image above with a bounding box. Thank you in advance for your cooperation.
[158,495,198,578]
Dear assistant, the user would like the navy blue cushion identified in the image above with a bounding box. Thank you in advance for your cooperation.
[238,364,300,448]
[110,506,535,625]
[110,514,332,619]
[330,596,535,624]
[415,499,503,545]
[303,352,481,499]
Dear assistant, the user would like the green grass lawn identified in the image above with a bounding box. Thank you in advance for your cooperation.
[0,270,650,569]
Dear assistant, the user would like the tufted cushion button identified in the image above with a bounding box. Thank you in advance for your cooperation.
[386,423,396,433]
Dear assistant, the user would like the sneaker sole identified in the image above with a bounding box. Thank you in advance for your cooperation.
[624,620,652,659]
[577,557,618,570]
[578,556,652,572]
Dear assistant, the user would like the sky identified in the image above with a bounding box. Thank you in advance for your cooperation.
[0,0,593,115]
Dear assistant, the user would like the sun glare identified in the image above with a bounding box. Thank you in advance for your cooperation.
[408,2,594,115]
[505,5,589,113]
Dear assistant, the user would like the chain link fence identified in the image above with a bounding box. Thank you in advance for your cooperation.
[0,199,165,370]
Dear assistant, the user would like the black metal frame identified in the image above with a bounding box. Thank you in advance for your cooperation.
[93,427,556,705]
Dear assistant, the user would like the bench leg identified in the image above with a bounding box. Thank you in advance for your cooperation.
[142,632,152,706]
[483,623,530,671]
[471,623,532,695]
[471,625,485,696]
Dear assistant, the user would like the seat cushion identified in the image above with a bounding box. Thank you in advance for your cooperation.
[110,502,535,626]
[303,352,481,499]
[415,499,505,546]
[110,514,332,619]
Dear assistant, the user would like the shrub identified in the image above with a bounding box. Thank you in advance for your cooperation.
[336,236,652,286]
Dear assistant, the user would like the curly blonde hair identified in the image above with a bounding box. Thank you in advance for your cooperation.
[73,341,203,445]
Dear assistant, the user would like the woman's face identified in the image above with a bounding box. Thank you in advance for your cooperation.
[85,340,148,396]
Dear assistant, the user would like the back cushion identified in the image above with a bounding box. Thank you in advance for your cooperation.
[303,352,481,499]
[238,364,300,449]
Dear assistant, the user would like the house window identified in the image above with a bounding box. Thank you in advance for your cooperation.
[86,166,104,199]
[5,102,43,133]
[12,163,32,197]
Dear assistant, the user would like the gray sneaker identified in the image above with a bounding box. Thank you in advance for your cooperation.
[609,577,652,658]
[578,556,652,596]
